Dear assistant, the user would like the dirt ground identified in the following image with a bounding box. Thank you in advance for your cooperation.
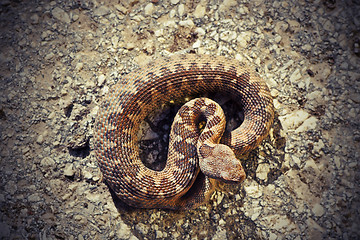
[0,0,359,239]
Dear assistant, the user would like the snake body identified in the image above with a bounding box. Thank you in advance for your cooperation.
[94,54,274,209]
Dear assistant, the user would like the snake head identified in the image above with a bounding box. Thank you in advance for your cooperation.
[198,144,246,183]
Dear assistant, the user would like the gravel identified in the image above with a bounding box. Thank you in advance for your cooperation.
[0,0,359,239]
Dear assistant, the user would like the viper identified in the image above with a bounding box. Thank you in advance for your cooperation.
[94,54,274,209]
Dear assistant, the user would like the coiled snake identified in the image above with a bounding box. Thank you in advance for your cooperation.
[94,54,274,209]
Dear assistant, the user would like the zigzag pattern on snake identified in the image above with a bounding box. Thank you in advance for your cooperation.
[94,54,274,210]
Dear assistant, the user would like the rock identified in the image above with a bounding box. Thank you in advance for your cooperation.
[193,39,202,48]
[30,14,39,24]
[312,139,324,153]
[273,215,298,232]
[219,30,237,42]
[219,219,226,225]
[171,0,179,4]
[323,19,335,32]
[334,156,341,168]
[270,88,279,97]
[144,3,155,16]
[94,6,110,17]
[116,221,131,239]
[5,180,17,195]
[312,203,325,217]
[269,233,278,240]
[45,52,54,61]
[302,44,312,51]
[261,214,299,233]
[244,180,262,198]
[111,36,119,48]
[179,19,194,28]
[219,0,237,13]
[294,116,318,133]
[40,157,56,168]
[82,170,93,180]
[64,164,75,177]
[274,21,289,33]
[66,130,88,149]
[306,90,323,103]
[249,206,262,220]
[169,9,176,18]
[155,29,163,37]
[41,31,50,40]
[349,161,357,168]
[289,154,301,167]
[52,7,70,24]
[28,193,41,202]
[97,74,106,86]
[193,5,206,18]
[86,79,96,91]
[212,226,227,240]
[75,62,83,72]
[273,99,281,110]
[304,159,320,173]
[289,69,302,83]
[280,60,294,71]
[306,218,325,239]
[238,6,249,15]
[36,134,44,144]
[72,13,79,21]
[86,193,101,202]
[256,163,270,181]
[178,4,185,17]
[212,192,224,206]
[279,110,310,131]
[156,230,167,238]
[274,35,282,43]
[195,27,206,36]
[135,223,149,235]
[115,4,127,14]
[287,19,300,33]
[163,20,176,28]
[348,108,357,118]
[349,92,360,103]
[237,31,251,48]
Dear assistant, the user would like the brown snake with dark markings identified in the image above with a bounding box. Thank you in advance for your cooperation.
[94,54,274,209]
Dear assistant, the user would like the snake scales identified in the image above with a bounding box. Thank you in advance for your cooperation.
[94,54,274,210]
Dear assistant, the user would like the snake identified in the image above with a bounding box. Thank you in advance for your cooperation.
[94,54,274,210]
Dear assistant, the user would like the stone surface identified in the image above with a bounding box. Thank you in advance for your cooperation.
[295,116,318,133]
[40,157,56,168]
[256,163,270,181]
[144,3,155,16]
[94,6,110,17]
[193,5,206,18]
[52,7,70,24]
[279,110,310,131]
[64,164,75,177]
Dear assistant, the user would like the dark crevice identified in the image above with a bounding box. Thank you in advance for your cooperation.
[68,139,90,158]
[64,103,74,118]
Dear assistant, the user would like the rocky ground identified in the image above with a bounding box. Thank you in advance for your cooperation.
[0,0,359,239]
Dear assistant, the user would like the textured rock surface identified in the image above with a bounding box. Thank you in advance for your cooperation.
[0,0,359,239]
